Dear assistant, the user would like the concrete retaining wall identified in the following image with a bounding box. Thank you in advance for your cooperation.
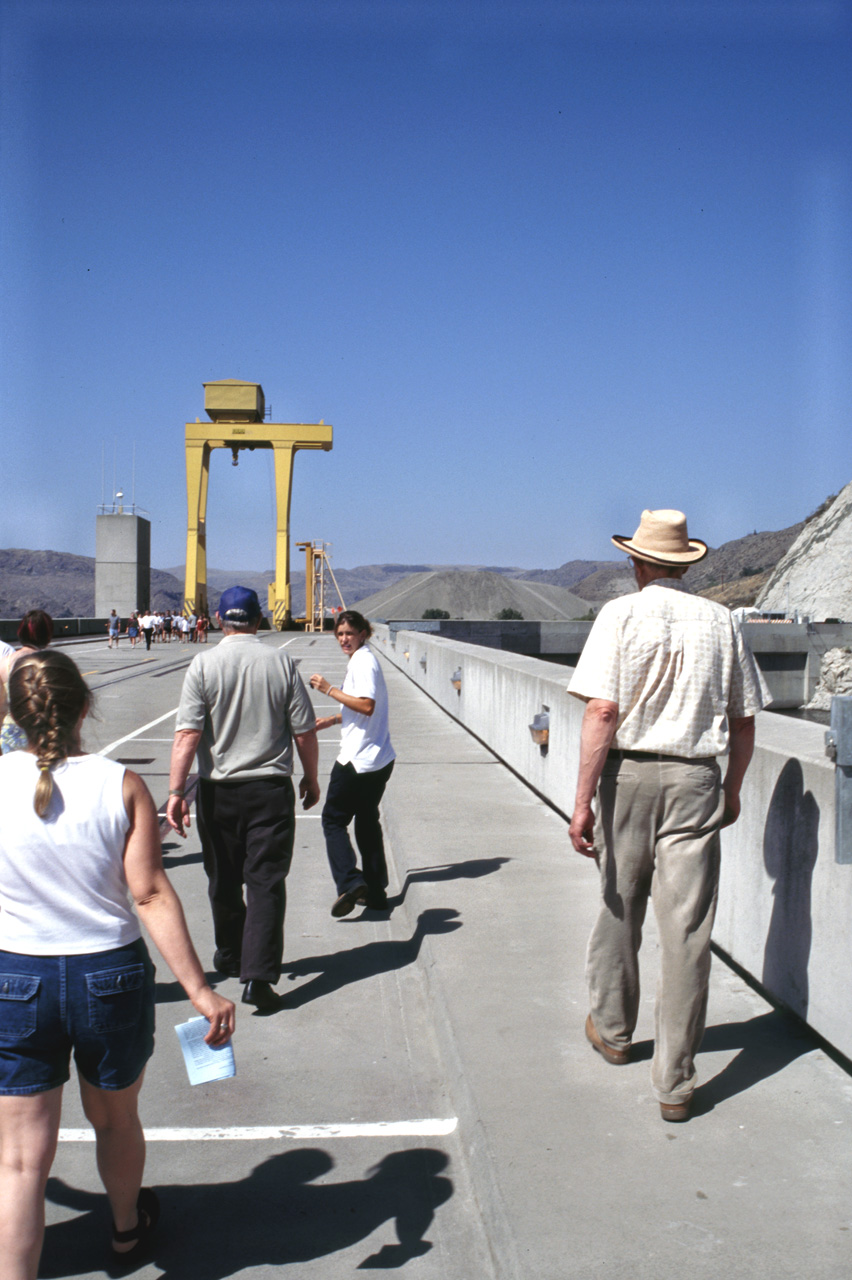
[374,624,852,1061]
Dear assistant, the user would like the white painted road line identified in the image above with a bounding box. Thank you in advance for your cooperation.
[59,1119,458,1142]
[99,708,179,756]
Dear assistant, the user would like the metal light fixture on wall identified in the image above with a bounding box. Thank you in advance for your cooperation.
[419,654,427,673]
[451,667,462,694]
[529,709,550,755]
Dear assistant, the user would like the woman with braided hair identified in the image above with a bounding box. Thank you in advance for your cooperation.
[0,650,235,1280]
[0,610,54,755]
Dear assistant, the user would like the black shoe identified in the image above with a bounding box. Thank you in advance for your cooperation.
[213,950,241,978]
[241,980,281,1012]
[109,1187,159,1275]
[365,889,388,910]
[331,886,367,918]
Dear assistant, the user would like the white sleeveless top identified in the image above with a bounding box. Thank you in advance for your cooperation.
[0,753,140,955]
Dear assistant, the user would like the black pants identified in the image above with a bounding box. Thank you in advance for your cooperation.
[196,776,295,983]
[322,760,394,896]
[143,627,153,650]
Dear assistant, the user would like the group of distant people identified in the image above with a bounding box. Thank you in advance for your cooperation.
[107,609,211,649]
[0,504,772,1276]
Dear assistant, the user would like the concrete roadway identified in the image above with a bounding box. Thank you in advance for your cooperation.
[38,632,852,1279]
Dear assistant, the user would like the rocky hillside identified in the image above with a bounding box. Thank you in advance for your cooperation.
[511,560,613,590]
[0,549,96,617]
[758,482,852,620]
[698,573,772,610]
[0,549,185,617]
[551,520,806,607]
[805,646,852,710]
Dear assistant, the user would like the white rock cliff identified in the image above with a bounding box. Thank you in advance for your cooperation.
[757,480,852,621]
[805,646,852,710]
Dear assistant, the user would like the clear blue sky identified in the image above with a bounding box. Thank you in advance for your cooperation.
[2,0,850,573]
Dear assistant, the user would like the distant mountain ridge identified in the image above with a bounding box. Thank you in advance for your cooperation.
[0,512,817,619]
[0,549,186,618]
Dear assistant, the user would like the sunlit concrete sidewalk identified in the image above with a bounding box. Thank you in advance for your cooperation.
[378,649,852,1280]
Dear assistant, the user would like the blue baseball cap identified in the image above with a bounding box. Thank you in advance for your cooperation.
[218,586,261,622]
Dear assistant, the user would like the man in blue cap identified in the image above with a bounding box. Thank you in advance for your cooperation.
[167,587,319,1011]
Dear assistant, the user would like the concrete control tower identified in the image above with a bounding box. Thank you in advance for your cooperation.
[95,497,151,617]
[184,380,332,627]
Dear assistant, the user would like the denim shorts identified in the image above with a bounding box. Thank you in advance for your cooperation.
[0,938,155,1095]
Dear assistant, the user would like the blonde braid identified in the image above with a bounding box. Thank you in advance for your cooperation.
[33,694,68,817]
[8,651,90,819]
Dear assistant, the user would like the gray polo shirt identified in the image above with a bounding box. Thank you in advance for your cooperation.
[176,635,316,782]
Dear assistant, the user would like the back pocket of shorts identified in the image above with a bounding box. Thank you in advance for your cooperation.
[0,974,40,1042]
[85,965,147,1034]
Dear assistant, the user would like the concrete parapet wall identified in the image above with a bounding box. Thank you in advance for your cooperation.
[373,623,852,1061]
[386,618,852,708]
[714,715,851,1057]
[0,618,111,643]
[373,623,585,817]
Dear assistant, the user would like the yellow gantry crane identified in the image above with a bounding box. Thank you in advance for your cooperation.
[183,380,332,628]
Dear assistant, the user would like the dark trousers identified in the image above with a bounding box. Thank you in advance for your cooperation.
[322,760,394,895]
[143,628,153,650]
[196,776,295,983]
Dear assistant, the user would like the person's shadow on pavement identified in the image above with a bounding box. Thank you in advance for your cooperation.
[365,857,510,912]
[42,1147,452,1276]
[317,858,510,921]
[280,908,462,1007]
[693,1009,817,1114]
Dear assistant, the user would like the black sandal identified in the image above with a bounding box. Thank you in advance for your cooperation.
[109,1187,160,1274]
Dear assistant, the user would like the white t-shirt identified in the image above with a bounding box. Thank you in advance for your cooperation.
[0,753,139,954]
[337,645,395,774]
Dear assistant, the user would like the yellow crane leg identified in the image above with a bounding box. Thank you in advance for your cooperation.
[269,444,296,629]
[184,441,210,616]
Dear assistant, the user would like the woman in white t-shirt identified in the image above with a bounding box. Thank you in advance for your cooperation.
[0,651,234,1277]
[310,611,396,917]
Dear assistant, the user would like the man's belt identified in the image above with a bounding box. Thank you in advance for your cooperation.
[607,749,716,764]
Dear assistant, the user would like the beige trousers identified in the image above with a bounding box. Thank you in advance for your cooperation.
[587,755,725,1103]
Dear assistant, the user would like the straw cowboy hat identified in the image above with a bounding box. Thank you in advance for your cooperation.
[611,509,708,565]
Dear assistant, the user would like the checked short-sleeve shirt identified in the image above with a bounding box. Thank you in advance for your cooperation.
[567,580,769,757]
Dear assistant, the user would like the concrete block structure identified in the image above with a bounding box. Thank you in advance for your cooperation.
[95,512,150,616]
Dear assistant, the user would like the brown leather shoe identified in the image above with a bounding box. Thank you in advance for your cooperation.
[585,1014,631,1065]
[659,1095,692,1122]
[331,886,367,918]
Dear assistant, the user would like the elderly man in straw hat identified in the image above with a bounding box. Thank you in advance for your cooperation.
[567,509,769,1122]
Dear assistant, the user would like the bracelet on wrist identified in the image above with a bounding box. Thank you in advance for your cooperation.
[169,788,185,798]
